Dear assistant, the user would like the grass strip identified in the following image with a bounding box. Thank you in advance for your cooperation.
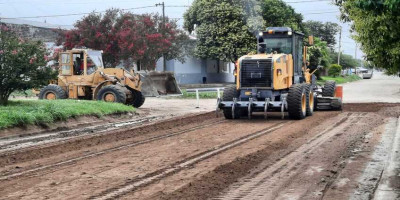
[0,100,134,129]
[179,89,222,99]
[317,75,361,85]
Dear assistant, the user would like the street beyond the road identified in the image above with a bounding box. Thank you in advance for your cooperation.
[343,72,400,103]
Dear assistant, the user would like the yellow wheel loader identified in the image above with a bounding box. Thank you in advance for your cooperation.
[38,49,181,107]
[218,27,342,119]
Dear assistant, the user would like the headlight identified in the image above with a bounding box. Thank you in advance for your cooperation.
[259,31,263,36]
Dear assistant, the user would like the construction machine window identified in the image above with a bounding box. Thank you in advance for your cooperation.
[86,57,97,75]
[296,37,303,73]
[87,50,104,68]
[87,50,104,75]
[61,53,70,64]
[61,53,71,75]
[265,38,292,54]
[73,53,83,75]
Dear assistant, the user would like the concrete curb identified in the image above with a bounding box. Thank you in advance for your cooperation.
[374,117,400,200]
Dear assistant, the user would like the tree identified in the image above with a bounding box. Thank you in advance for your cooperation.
[184,0,256,63]
[183,0,307,63]
[61,9,189,70]
[63,9,120,68]
[0,25,56,105]
[363,60,375,69]
[307,37,332,78]
[308,37,332,68]
[329,64,342,77]
[304,20,340,48]
[329,51,359,69]
[335,0,400,75]
[261,0,306,33]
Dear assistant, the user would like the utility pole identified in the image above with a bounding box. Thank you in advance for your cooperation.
[156,2,166,71]
[355,43,358,74]
[337,27,342,66]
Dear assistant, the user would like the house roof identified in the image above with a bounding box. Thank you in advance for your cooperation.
[0,17,64,29]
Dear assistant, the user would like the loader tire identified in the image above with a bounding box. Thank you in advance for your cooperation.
[222,85,240,119]
[39,84,67,100]
[287,84,307,120]
[131,90,146,108]
[322,80,336,97]
[97,85,126,104]
[305,84,314,116]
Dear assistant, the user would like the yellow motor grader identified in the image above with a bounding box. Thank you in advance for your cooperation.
[218,27,342,119]
[38,49,181,107]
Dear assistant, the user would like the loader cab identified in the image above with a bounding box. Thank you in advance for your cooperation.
[257,27,305,84]
[59,49,104,76]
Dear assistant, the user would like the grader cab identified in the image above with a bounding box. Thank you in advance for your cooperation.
[218,27,342,119]
[39,49,181,107]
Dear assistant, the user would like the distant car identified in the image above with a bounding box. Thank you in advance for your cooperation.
[362,70,373,79]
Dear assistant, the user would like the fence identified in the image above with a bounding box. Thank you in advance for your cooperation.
[186,88,225,108]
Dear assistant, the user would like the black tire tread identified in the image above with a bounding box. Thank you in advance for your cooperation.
[287,84,306,120]
[97,85,127,104]
[305,84,313,116]
[222,85,239,119]
[131,90,146,108]
[39,84,67,100]
[322,80,336,97]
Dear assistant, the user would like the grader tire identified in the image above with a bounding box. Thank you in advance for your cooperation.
[305,84,314,116]
[131,90,146,108]
[222,85,240,119]
[322,80,336,97]
[287,84,307,120]
[97,85,127,104]
[39,84,67,100]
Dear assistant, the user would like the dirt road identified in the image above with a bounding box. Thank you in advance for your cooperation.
[0,74,399,200]
[0,103,398,200]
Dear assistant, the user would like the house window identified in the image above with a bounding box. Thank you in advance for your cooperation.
[219,61,230,73]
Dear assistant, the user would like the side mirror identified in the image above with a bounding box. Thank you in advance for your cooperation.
[308,36,314,46]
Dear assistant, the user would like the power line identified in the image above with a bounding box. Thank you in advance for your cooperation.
[0,0,139,5]
[0,4,190,20]
[1,5,157,19]
[0,0,339,22]
[165,5,190,8]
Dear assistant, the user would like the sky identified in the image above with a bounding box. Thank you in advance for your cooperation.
[0,0,363,59]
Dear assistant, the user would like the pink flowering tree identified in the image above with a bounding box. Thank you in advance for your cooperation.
[60,9,190,70]
[0,25,57,105]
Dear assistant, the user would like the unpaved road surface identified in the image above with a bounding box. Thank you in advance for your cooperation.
[0,103,399,200]
[1,73,399,200]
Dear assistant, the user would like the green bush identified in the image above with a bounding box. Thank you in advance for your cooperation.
[328,64,342,77]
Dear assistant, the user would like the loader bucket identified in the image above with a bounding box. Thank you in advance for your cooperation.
[138,71,182,97]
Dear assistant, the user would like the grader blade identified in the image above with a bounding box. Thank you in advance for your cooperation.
[139,71,182,97]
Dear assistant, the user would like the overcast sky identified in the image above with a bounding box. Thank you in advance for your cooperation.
[0,0,363,59]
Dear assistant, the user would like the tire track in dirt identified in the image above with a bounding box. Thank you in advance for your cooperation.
[91,122,289,200]
[0,112,217,167]
[0,120,226,181]
[215,113,360,200]
[0,116,162,154]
